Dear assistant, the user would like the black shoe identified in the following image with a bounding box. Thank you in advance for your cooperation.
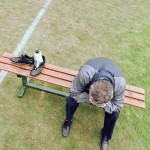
[30,55,46,76]
[62,120,72,137]
[10,53,34,65]
[100,129,109,150]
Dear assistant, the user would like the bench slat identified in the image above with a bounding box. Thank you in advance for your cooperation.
[124,97,145,108]
[0,57,75,82]
[125,91,144,101]
[0,63,71,88]
[2,52,77,76]
[125,85,145,94]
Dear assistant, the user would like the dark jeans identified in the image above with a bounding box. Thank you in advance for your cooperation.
[65,95,120,140]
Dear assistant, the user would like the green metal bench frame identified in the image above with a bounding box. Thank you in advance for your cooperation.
[18,76,69,98]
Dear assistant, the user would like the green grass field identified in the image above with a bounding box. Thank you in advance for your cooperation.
[0,0,150,150]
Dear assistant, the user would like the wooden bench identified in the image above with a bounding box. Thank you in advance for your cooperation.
[0,52,145,108]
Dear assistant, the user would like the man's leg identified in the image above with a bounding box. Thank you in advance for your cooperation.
[62,95,79,137]
[65,95,79,125]
[100,111,120,150]
[103,111,120,139]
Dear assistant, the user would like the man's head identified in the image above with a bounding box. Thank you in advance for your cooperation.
[89,80,113,106]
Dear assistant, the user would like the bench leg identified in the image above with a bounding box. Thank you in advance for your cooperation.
[18,76,29,98]
[17,76,69,98]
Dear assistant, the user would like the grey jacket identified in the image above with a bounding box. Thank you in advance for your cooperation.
[70,57,126,114]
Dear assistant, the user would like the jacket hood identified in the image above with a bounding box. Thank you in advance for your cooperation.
[91,70,115,86]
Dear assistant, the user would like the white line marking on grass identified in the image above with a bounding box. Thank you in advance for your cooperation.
[0,0,53,84]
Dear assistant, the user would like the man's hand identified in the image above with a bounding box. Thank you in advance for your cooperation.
[96,103,107,108]
[89,96,107,108]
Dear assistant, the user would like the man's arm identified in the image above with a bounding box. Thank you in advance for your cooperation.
[70,65,96,103]
[103,77,126,114]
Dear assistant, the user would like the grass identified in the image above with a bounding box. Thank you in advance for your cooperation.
[0,0,150,150]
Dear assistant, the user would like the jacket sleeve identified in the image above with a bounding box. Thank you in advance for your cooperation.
[103,77,126,114]
[70,65,95,103]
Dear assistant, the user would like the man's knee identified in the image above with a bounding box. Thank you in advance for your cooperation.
[66,95,78,107]
[105,111,120,120]
[112,111,120,119]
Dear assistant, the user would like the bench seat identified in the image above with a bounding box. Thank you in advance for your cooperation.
[0,52,145,108]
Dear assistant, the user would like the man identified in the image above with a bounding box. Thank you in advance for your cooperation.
[62,57,126,150]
